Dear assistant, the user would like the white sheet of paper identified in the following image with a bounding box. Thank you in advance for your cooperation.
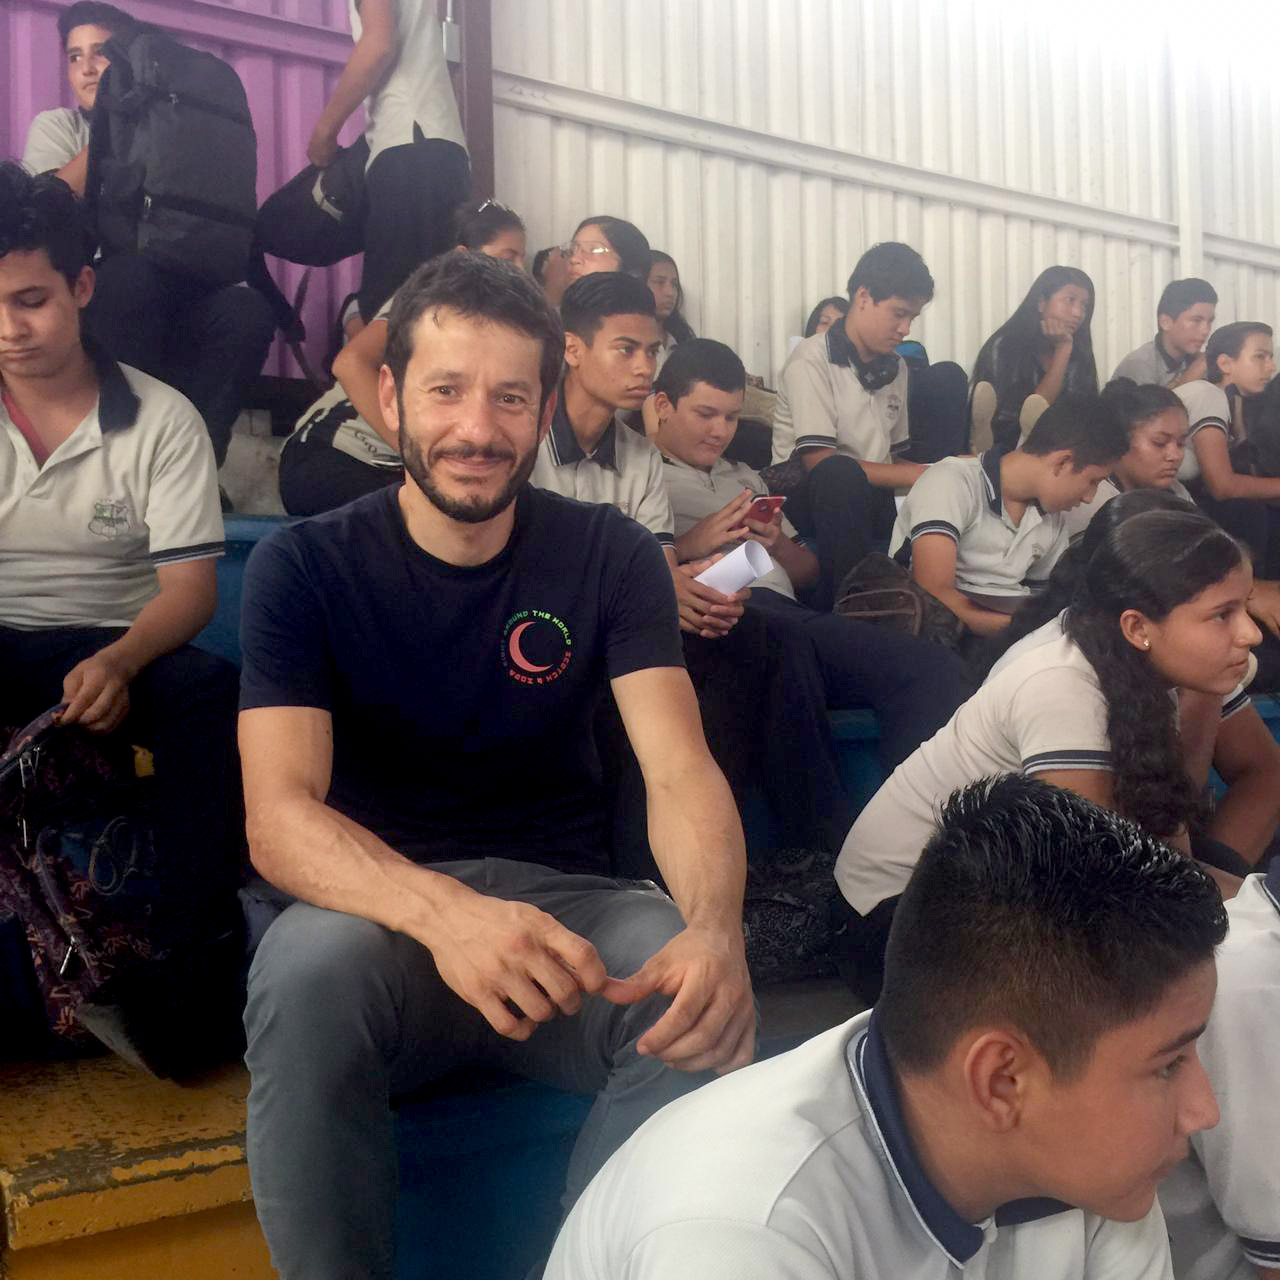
[693,541,774,594]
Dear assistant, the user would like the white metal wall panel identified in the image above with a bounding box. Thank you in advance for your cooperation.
[492,0,1276,384]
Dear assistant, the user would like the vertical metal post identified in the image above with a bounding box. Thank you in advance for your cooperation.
[453,0,494,200]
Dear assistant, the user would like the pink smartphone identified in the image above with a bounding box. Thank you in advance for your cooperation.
[747,495,785,523]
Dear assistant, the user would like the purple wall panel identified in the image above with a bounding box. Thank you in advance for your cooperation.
[1,0,362,380]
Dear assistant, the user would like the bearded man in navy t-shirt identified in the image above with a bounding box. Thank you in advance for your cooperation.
[236,251,755,1280]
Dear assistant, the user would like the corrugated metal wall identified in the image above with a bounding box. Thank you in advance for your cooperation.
[1,0,361,377]
[491,0,1280,384]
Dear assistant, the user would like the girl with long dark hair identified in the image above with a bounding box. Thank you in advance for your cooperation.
[835,505,1261,1001]
[971,265,1099,449]
[647,251,695,364]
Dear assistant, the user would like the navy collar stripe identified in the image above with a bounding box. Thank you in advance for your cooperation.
[1263,861,1280,914]
[848,1017,1072,1265]
[85,337,140,433]
[549,381,618,471]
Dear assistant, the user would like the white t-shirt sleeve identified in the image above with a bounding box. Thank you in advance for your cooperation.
[1008,663,1112,776]
[780,347,839,456]
[904,461,979,545]
[1083,1202,1175,1279]
[1189,956,1280,1269]
[635,446,676,546]
[1177,382,1231,440]
[22,108,84,175]
[620,1221,837,1280]
[144,396,226,565]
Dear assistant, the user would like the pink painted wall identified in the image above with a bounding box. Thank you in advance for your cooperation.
[1,0,365,378]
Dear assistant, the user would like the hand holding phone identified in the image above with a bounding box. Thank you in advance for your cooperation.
[746,495,784,524]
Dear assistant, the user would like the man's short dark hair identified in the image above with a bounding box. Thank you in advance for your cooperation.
[1157,277,1217,321]
[847,242,935,305]
[0,160,89,286]
[879,776,1227,1082]
[654,338,746,406]
[384,252,564,411]
[560,272,656,346]
[57,1,134,42]
[1022,392,1129,467]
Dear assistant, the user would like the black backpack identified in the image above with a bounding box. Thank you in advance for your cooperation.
[256,137,370,267]
[86,23,258,287]
[0,709,244,1077]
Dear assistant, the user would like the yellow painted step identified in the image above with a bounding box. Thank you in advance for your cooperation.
[0,1054,273,1277]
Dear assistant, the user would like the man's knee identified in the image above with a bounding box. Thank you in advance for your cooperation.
[594,891,686,985]
[245,904,405,1054]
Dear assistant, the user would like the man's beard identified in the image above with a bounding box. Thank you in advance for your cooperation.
[399,401,537,525]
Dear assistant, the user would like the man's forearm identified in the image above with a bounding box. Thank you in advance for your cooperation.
[248,791,460,941]
[644,753,746,934]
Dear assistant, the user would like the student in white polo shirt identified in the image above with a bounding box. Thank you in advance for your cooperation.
[546,775,1226,1280]
[836,505,1259,1001]
[1176,322,1280,579]
[771,242,934,609]
[654,337,971,772]
[989,490,1280,876]
[536,276,849,858]
[893,394,1126,636]
[0,163,241,983]
[1113,279,1218,390]
[1159,857,1280,1280]
[21,2,275,471]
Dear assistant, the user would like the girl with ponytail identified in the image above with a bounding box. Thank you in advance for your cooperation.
[835,503,1264,1002]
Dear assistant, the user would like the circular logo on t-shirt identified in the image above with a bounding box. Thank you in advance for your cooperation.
[502,610,572,686]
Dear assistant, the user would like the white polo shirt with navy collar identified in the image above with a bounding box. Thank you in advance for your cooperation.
[988,611,1250,723]
[531,389,674,547]
[771,323,910,466]
[836,631,1112,915]
[1159,862,1280,1280]
[890,448,1069,604]
[660,452,798,599]
[545,1012,1174,1280]
[0,350,224,630]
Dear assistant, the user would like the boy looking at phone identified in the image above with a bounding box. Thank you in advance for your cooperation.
[655,340,971,772]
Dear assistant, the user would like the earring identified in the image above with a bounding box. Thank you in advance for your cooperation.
[1143,639,1151,650]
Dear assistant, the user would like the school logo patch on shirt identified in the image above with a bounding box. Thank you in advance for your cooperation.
[886,394,903,419]
[502,609,572,686]
[87,498,133,539]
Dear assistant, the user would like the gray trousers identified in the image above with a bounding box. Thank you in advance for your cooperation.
[244,858,706,1280]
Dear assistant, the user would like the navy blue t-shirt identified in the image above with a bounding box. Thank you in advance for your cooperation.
[239,484,683,874]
